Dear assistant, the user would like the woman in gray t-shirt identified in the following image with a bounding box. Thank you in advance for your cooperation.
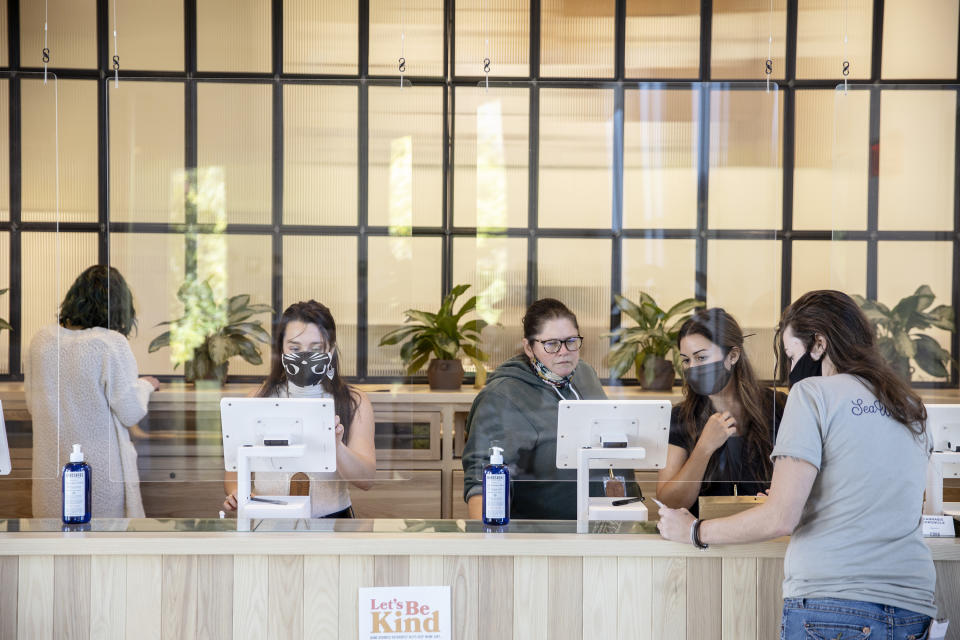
[657,290,936,639]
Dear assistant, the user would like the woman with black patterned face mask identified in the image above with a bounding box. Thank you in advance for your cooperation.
[222,300,376,518]
[656,308,786,516]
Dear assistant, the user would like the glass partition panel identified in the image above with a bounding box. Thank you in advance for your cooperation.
[540,0,615,78]
[624,0,700,79]
[369,0,444,77]
[109,81,186,224]
[882,0,959,79]
[113,0,184,71]
[197,0,270,73]
[284,0,358,74]
[453,85,529,229]
[20,0,96,69]
[21,78,98,223]
[283,84,358,226]
[538,88,614,229]
[454,0,530,78]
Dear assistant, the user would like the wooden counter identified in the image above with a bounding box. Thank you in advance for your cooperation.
[1,519,958,640]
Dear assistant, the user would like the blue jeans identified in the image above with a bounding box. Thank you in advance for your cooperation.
[781,598,931,640]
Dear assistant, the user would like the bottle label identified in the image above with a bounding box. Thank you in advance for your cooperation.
[484,473,506,519]
[64,470,86,518]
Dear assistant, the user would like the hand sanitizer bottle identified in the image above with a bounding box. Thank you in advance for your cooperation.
[62,444,92,524]
[482,446,509,526]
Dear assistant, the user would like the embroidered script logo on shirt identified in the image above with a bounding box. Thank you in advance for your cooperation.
[850,398,891,417]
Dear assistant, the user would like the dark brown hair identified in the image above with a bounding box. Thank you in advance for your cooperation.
[676,308,783,481]
[59,265,137,337]
[522,298,579,342]
[777,289,927,435]
[257,300,359,441]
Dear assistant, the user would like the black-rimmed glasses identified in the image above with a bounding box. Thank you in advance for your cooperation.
[531,336,583,354]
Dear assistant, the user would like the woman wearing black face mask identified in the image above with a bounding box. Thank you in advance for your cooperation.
[657,308,786,516]
[222,301,376,517]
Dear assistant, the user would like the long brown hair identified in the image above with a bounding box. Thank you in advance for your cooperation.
[677,308,782,481]
[777,290,927,435]
[257,301,359,441]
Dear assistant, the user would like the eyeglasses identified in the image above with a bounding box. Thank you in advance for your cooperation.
[531,336,583,354]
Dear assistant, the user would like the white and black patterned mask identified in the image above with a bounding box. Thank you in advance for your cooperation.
[282,350,335,388]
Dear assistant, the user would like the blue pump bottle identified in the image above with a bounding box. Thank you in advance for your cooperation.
[62,443,92,524]
[482,446,509,526]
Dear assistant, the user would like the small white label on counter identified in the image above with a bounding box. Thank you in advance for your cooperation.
[921,515,956,538]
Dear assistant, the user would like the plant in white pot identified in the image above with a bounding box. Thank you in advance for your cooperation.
[378,284,489,390]
[605,293,705,390]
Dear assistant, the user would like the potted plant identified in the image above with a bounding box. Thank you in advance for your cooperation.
[852,285,955,381]
[378,284,489,390]
[605,293,705,390]
[148,277,272,384]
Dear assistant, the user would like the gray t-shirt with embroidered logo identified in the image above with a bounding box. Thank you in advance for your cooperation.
[770,373,936,617]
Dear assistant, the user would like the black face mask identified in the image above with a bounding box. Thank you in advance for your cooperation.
[788,351,822,387]
[282,351,334,388]
[684,360,733,396]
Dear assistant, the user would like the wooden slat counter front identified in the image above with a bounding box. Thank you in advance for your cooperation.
[1,519,958,640]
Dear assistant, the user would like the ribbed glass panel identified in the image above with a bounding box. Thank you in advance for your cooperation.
[541,0,615,78]
[283,84,358,226]
[538,88,613,229]
[707,238,781,379]
[878,91,956,231]
[0,3,7,67]
[625,0,700,79]
[198,0,270,72]
[792,240,867,301]
[21,79,97,223]
[197,83,272,225]
[283,0,358,74]
[20,0,96,69]
[537,238,612,377]
[711,0,786,80]
[113,0,184,71]
[882,0,959,79]
[622,238,697,311]
[367,236,442,377]
[282,236,359,376]
[451,236,527,368]
[796,0,872,79]
[0,81,7,221]
[369,0,444,77]
[453,0,530,78]
[794,89,868,231]
[707,86,782,230]
[878,241,953,381]
[453,87,528,229]
[623,87,698,229]
[21,232,98,372]
[109,81,186,224]
[368,85,443,228]
[109,233,186,376]
[0,233,10,374]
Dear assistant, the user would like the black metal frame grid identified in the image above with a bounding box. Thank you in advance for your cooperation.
[2,0,959,387]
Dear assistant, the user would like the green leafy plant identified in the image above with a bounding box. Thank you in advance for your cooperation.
[148,278,272,383]
[378,284,489,379]
[605,293,705,385]
[0,289,12,332]
[852,285,955,380]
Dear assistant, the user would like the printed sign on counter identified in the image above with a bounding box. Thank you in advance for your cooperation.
[359,586,451,640]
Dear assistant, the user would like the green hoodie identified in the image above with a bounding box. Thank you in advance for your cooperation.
[461,354,609,520]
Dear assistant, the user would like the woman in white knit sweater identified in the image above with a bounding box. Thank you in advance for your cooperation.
[26,266,159,518]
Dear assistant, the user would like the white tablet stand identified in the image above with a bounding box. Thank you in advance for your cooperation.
[557,400,671,533]
[221,398,337,529]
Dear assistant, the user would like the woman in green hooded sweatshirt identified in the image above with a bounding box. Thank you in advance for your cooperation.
[461,298,614,520]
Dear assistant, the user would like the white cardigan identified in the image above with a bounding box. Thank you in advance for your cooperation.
[26,325,154,518]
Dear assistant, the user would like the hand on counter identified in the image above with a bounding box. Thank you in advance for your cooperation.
[655,502,696,544]
[141,376,160,391]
